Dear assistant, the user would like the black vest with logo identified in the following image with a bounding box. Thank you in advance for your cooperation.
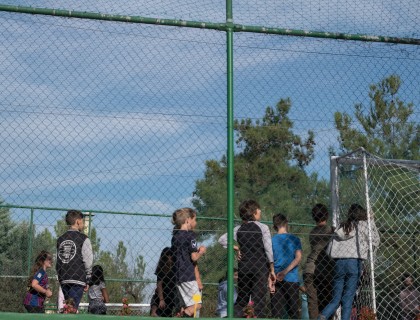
[56,230,88,286]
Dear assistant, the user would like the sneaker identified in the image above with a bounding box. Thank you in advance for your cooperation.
[317,315,327,320]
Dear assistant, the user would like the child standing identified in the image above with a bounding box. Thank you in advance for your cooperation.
[56,210,93,310]
[171,208,206,317]
[216,269,238,318]
[319,204,380,320]
[88,265,109,314]
[218,199,275,318]
[23,250,53,313]
[270,213,302,319]
[150,247,177,317]
[303,204,334,319]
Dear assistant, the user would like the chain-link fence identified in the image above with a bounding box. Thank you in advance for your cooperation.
[0,0,419,319]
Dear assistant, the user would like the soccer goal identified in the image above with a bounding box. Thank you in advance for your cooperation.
[330,147,420,319]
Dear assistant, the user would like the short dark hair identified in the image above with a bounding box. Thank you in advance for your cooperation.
[65,210,84,226]
[90,265,105,285]
[311,203,329,223]
[401,273,412,282]
[272,213,288,231]
[238,200,260,222]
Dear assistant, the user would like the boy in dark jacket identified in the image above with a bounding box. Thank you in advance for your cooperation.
[56,210,93,310]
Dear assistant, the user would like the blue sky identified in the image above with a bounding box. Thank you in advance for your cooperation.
[0,0,419,295]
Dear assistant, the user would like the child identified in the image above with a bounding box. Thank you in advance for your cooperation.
[171,208,206,317]
[216,268,238,318]
[150,247,177,317]
[303,203,334,319]
[88,265,109,314]
[218,199,275,318]
[270,213,302,319]
[62,298,77,313]
[23,250,53,313]
[319,204,380,320]
[56,209,93,310]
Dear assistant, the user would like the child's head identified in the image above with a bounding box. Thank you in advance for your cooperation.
[311,203,329,223]
[347,203,367,222]
[34,250,53,268]
[65,210,85,231]
[65,298,75,307]
[91,265,105,285]
[171,207,197,230]
[238,200,261,222]
[402,273,414,287]
[28,250,53,285]
[155,247,173,274]
[219,268,239,283]
[272,213,288,231]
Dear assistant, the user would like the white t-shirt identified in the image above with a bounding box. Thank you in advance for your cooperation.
[88,281,106,301]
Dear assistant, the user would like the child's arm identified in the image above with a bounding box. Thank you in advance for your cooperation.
[191,245,206,262]
[218,225,240,248]
[156,280,165,308]
[101,287,110,303]
[31,279,53,298]
[194,263,203,291]
[276,249,302,281]
[82,237,94,290]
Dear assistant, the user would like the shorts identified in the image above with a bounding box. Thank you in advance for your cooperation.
[177,281,201,308]
[89,299,107,315]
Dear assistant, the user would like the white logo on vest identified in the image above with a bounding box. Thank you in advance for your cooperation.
[58,240,77,263]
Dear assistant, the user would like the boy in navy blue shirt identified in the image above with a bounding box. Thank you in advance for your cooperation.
[271,213,302,319]
[171,208,206,317]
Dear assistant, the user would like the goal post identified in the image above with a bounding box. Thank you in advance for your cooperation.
[330,147,420,319]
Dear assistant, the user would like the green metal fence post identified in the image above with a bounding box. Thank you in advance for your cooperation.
[27,208,34,276]
[226,0,235,318]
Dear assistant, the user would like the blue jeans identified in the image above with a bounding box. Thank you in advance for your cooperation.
[320,259,362,320]
[61,284,85,309]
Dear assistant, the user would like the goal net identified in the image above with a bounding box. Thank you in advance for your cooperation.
[330,148,420,319]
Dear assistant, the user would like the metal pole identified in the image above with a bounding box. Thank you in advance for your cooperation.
[1,4,420,45]
[226,0,235,318]
[363,153,377,315]
[27,208,34,276]
[330,156,340,228]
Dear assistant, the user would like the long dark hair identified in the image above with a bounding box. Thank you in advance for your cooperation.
[90,265,105,286]
[27,250,52,286]
[340,203,368,235]
[155,247,173,275]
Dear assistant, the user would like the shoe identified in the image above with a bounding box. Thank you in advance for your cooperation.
[317,315,327,320]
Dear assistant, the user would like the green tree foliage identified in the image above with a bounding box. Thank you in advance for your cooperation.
[0,205,29,312]
[334,74,419,160]
[192,98,328,233]
[96,241,147,304]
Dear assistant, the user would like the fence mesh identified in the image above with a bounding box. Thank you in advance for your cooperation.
[0,0,419,318]
[331,149,420,320]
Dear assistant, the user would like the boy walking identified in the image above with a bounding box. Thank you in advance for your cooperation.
[271,213,302,319]
[171,208,206,317]
[218,200,275,318]
[56,210,93,310]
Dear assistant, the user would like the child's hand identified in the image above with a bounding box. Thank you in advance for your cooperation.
[235,249,242,261]
[45,288,53,298]
[198,246,206,254]
[276,271,286,282]
[159,299,166,309]
[268,275,276,294]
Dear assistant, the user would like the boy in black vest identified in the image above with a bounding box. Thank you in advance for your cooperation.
[56,210,93,310]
